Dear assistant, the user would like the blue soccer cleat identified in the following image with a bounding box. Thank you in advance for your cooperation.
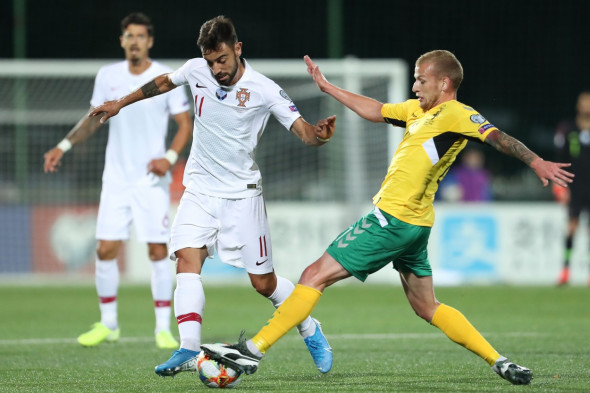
[154,348,200,377]
[303,318,333,373]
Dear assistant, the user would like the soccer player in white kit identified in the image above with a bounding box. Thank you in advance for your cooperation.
[43,13,192,349]
[90,15,336,376]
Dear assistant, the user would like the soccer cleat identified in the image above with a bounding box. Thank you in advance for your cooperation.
[155,330,179,349]
[557,267,569,285]
[154,348,199,377]
[492,358,533,385]
[303,318,333,373]
[201,332,261,375]
[77,322,120,347]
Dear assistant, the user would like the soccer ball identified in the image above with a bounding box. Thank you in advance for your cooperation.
[197,351,243,388]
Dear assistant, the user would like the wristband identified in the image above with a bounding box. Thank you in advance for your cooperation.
[57,138,72,153]
[165,149,178,165]
[316,136,331,143]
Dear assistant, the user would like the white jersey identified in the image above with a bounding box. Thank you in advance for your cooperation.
[169,58,301,198]
[91,60,190,187]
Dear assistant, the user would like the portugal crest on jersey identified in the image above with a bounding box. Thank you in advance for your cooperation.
[236,88,250,107]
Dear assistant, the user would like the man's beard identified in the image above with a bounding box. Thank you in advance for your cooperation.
[215,59,239,86]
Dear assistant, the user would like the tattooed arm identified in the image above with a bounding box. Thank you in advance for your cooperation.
[88,73,177,124]
[43,107,104,173]
[485,129,574,187]
[485,129,538,165]
[59,108,103,145]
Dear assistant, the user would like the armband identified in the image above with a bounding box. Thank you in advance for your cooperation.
[165,149,179,165]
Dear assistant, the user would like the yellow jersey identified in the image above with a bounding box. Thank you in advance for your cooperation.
[373,99,497,227]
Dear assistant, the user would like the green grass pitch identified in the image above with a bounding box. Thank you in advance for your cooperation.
[0,284,588,392]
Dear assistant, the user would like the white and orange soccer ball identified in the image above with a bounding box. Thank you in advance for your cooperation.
[197,351,243,389]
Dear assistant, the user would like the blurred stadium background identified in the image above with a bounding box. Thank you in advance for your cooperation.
[0,0,588,284]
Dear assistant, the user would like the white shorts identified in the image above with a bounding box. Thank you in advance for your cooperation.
[169,190,273,274]
[96,182,170,243]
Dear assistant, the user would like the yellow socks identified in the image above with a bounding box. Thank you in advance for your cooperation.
[252,284,321,353]
[431,304,500,366]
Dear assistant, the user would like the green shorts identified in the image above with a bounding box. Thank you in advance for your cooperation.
[326,207,432,282]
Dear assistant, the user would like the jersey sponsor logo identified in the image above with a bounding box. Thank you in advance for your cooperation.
[216,88,228,101]
[470,114,486,124]
[195,82,207,88]
[279,90,292,101]
[478,123,495,134]
[424,107,443,126]
[289,105,299,112]
[236,88,251,107]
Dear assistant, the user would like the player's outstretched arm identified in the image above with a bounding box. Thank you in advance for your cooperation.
[291,115,336,146]
[304,55,384,123]
[43,108,103,173]
[88,73,177,124]
[485,129,574,187]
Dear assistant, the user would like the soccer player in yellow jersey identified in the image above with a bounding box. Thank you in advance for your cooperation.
[202,50,574,385]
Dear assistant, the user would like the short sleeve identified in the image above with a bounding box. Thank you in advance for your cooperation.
[452,111,498,142]
[169,60,192,87]
[267,84,302,131]
[381,100,416,127]
[90,67,107,108]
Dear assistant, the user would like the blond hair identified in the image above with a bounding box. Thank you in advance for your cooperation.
[416,50,464,91]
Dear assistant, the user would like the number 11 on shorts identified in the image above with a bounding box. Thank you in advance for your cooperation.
[258,235,268,258]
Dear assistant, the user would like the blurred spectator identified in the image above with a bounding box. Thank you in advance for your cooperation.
[553,91,590,285]
[438,146,492,202]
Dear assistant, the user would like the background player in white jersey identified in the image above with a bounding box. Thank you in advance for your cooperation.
[43,13,192,349]
[89,15,336,376]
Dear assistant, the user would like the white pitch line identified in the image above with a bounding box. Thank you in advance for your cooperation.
[0,337,156,345]
[0,332,544,346]
[331,332,545,340]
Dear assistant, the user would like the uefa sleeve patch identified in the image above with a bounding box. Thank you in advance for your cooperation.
[289,105,299,112]
[280,90,292,101]
[470,114,486,124]
[478,123,495,134]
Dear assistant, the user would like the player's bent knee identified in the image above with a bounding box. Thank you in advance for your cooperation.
[250,276,277,297]
[410,302,438,322]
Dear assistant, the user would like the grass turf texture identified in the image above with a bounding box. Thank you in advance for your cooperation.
[0,284,588,392]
